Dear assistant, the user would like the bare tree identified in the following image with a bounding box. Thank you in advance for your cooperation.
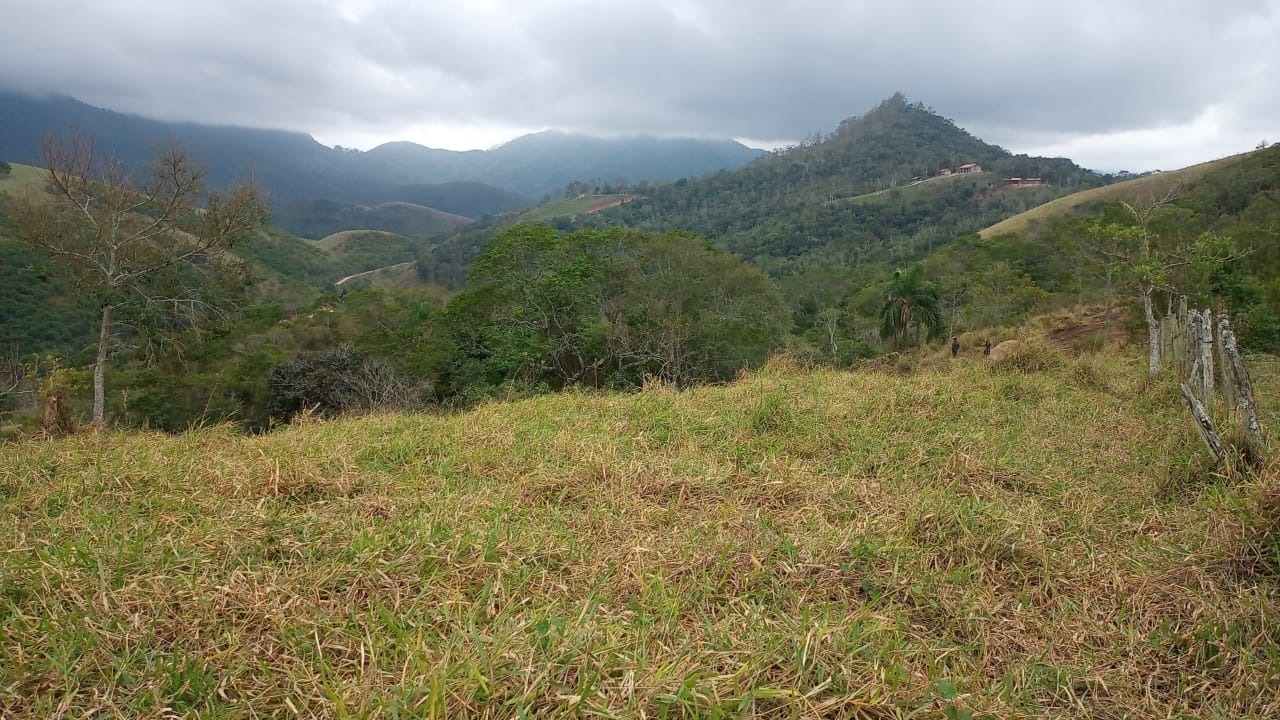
[11,133,268,426]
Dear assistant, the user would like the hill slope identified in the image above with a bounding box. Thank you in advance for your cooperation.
[979,150,1264,238]
[0,164,384,355]
[592,94,1104,274]
[420,94,1106,286]
[3,354,1278,717]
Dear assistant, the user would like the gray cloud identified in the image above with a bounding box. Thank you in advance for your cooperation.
[2,0,1278,170]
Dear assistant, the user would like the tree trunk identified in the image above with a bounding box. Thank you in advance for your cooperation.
[1142,285,1158,376]
[1103,271,1113,338]
[93,304,113,427]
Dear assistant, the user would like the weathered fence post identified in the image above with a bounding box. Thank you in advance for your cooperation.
[1216,316,1236,417]
[1183,310,1198,382]
[1216,315,1266,464]
[1176,296,1189,375]
[1198,308,1214,407]
[1180,383,1226,465]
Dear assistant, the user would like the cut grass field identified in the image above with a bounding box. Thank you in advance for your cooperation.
[3,349,1280,718]
[0,163,57,200]
[978,149,1264,238]
[517,194,638,222]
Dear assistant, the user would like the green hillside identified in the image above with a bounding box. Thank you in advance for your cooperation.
[285,200,472,240]
[515,193,639,222]
[4,351,1279,717]
[979,150,1262,238]
[948,144,1280,351]
[419,95,1104,288]
[0,165,360,355]
[592,94,1104,274]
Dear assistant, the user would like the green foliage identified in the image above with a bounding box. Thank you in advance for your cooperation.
[428,224,789,399]
[879,264,944,349]
[109,288,445,431]
[593,95,1102,275]
[0,160,10,178]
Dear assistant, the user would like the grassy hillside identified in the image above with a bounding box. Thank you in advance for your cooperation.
[334,261,441,292]
[979,150,1261,238]
[3,351,1279,717]
[516,193,639,222]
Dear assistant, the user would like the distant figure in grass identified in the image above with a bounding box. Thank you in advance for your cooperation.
[984,339,992,357]
[951,336,960,358]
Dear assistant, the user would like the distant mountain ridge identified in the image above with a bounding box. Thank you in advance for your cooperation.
[0,91,764,215]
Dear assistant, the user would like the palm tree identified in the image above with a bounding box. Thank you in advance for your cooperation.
[879,264,943,350]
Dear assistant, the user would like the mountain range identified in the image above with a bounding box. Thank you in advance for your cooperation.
[0,91,764,229]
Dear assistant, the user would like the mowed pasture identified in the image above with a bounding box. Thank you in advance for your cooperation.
[2,349,1279,718]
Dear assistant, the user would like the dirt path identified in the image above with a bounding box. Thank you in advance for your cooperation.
[334,262,414,287]
[1045,310,1128,349]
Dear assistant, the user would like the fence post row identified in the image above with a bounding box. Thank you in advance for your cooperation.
[1157,296,1267,468]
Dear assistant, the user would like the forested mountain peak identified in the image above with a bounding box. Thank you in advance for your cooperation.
[766,92,1010,186]
[568,94,1104,277]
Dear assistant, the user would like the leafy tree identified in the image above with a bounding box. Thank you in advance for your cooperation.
[0,159,10,178]
[1090,187,1244,375]
[879,264,943,350]
[11,133,267,425]
[429,224,788,398]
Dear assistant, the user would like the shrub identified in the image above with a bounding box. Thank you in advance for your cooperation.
[992,338,1064,373]
[266,347,414,425]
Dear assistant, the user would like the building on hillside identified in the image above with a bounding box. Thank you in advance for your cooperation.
[955,162,982,174]
[938,167,953,175]
[1006,177,1044,187]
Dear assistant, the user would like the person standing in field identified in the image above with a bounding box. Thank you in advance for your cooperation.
[984,339,992,357]
[951,336,960,358]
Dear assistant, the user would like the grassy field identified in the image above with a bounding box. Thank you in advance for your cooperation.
[517,194,638,222]
[3,348,1279,718]
[978,150,1263,238]
[0,163,56,200]
[317,230,407,256]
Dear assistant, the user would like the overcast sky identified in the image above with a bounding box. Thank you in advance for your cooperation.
[3,0,1278,172]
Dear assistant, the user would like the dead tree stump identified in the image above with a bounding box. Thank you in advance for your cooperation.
[40,387,76,438]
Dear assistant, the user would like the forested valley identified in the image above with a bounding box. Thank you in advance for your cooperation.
[3,96,1279,435]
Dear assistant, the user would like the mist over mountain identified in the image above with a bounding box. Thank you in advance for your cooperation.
[0,91,764,218]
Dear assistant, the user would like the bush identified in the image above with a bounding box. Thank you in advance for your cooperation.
[992,338,1064,373]
[266,347,414,425]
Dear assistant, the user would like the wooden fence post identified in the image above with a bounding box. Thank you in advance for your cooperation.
[1198,308,1214,407]
[1216,315,1266,464]
[1180,383,1226,465]
[1216,315,1236,417]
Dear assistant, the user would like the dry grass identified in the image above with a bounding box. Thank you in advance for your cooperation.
[978,150,1264,238]
[2,352,1279,718]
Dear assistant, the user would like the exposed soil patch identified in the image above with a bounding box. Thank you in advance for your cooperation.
[579,194,639,214]
[1046,310,1129,351]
